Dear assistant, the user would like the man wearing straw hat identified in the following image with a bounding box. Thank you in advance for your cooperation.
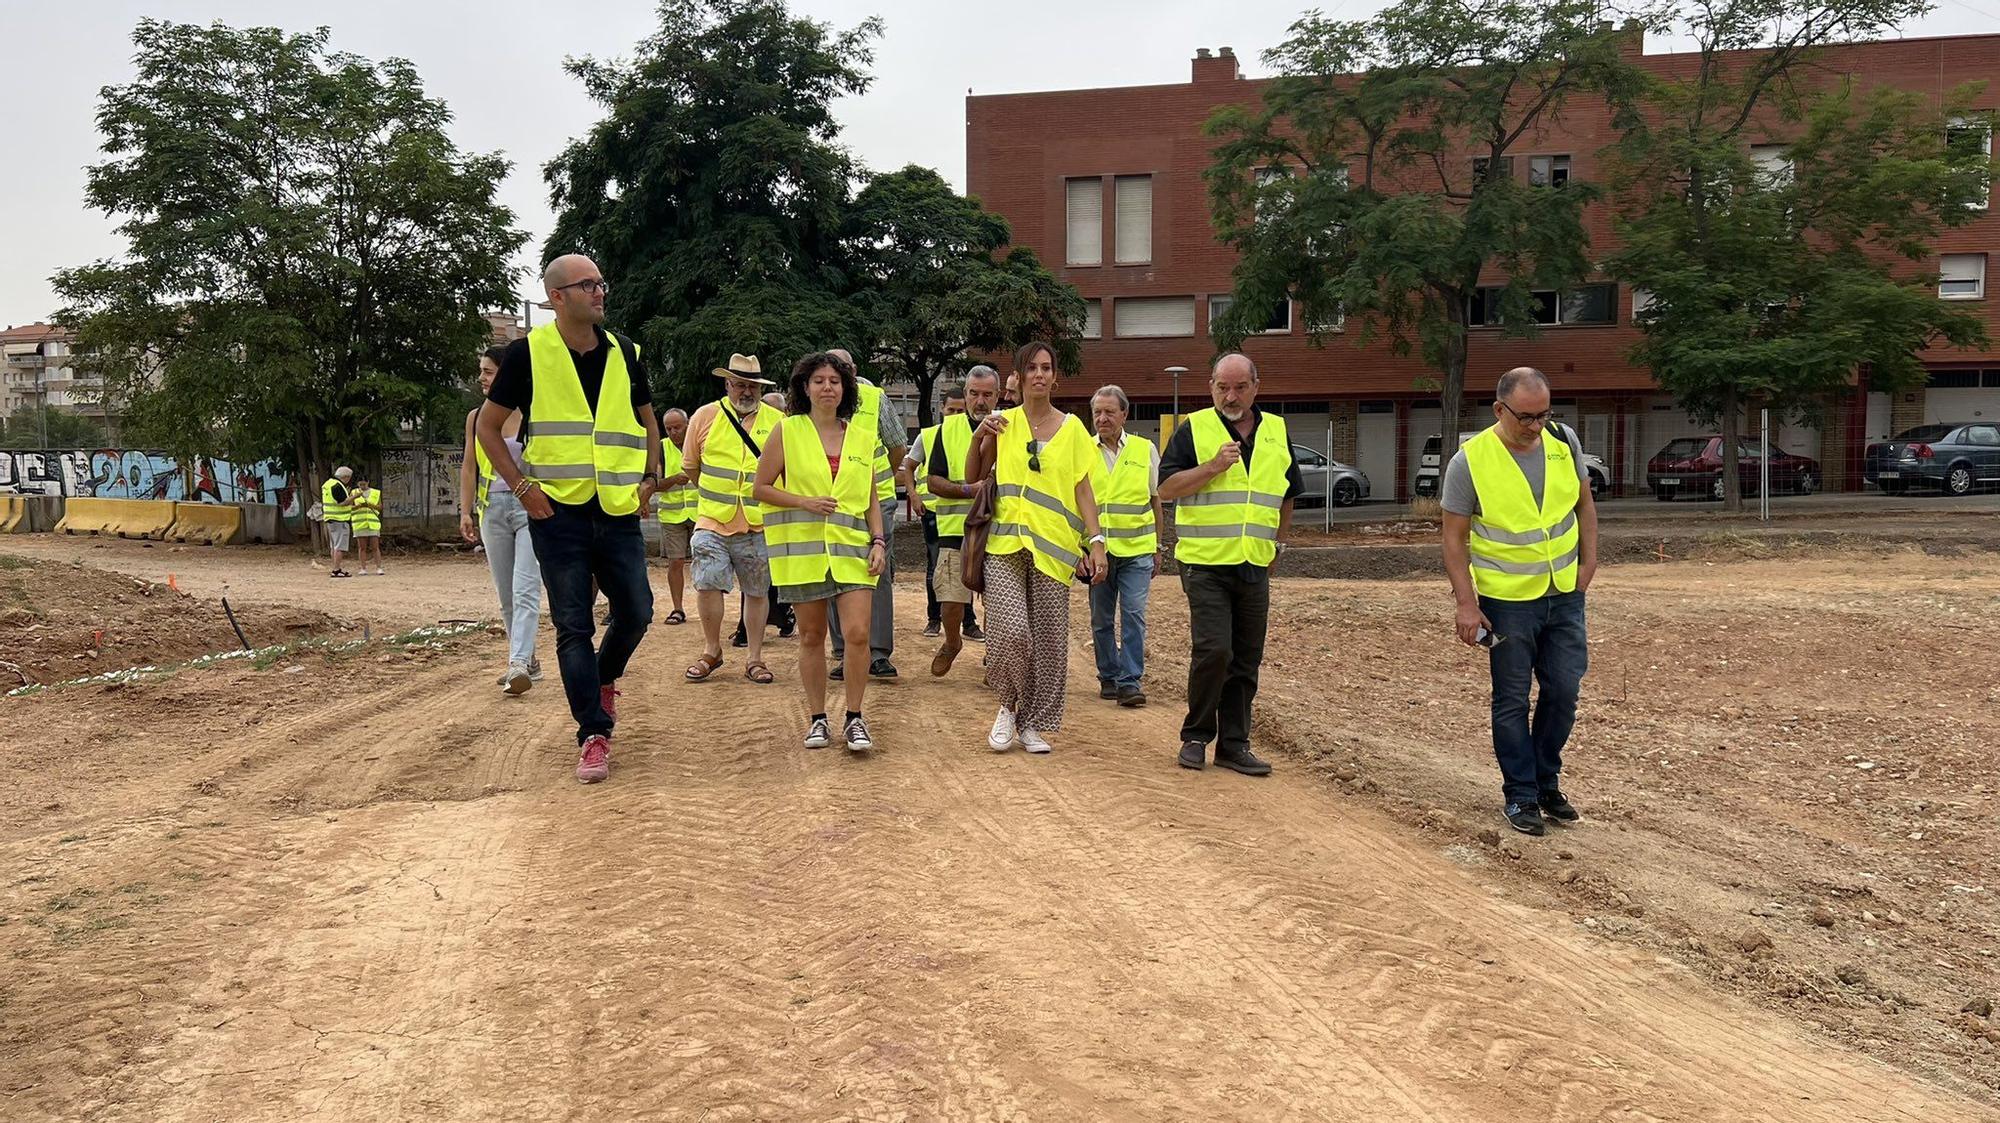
[682,353,785,685]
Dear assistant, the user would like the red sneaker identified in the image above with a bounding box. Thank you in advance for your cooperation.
[600,684,621,721]
[575,735,611,784]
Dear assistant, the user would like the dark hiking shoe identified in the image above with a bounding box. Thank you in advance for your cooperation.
[1214,746,1272,777]
[1540,791,1580,824]
[1177,741,1207,771]
[1505,803,1546,836]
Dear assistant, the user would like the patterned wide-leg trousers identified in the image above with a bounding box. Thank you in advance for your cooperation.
[984,549,1071,732]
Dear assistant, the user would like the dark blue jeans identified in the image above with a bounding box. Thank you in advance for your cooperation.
[1481,590,1588,807]
[526,499,653,744]
[1089,552,1153,691]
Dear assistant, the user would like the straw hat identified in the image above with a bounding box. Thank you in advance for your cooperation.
[710,353,774,386]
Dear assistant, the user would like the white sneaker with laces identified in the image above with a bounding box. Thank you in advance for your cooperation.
[844,716,874,752]
[803,717,832,749]
[1021,727,1052,754]
[988,707,1020,752]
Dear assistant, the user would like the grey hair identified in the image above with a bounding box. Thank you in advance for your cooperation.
[660,407,688,421]
[964,364,999,386]
[1212,352,1259,381]
[1091,385,1131,413]
[1496,367,1550,401]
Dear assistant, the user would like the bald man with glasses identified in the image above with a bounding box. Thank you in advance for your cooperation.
[1440,367,1598,838]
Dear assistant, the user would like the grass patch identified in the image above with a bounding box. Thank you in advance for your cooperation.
[0,554,31,570]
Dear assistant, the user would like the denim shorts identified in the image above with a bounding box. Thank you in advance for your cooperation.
[690,528,770,596]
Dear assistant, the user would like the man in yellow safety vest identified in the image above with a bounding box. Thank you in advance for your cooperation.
[1087,385,1164,708]
[656,407,694,624]
[320,465,354,577]
[682,354,783,686]
[1441,367,1598,838]
[477,254,664,785]
[1158,353,1303,777]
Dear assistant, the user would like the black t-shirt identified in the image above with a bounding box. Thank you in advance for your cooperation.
[927,418,971,548]
[487,326,653,418]
[1160,408,1306,578]
[327,481,349,505]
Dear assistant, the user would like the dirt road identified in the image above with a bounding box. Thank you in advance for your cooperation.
[2,538,1994,1120]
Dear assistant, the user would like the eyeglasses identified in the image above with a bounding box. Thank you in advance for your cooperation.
[554,278,610,296]
[1499,401,1555,425]
[1026,439,1042,473]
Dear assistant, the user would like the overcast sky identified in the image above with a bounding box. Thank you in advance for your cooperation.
[2,0,1992,326]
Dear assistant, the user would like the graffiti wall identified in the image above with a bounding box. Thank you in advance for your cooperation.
[0,449,299,516]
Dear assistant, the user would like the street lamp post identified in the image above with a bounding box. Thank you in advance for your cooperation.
[1165,365,1188,431]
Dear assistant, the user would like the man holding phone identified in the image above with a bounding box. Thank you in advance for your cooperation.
[1440,367,1598,837]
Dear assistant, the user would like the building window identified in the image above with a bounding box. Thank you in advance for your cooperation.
[1113,296,1195,338]
[1749,143,1792,187]
[1927,369,1980,388]
[1306,303,1345,333]
[1065,177,1101,266]
[1948,116,1993,209]
[1207,295,1290,335]
[1114,175,1153,265]
[1472,156,1515,184]
[1941,254,1986,300]
[1528,155,1571,187]
[1082,299,1102,339]
[1468,283,1617,326]
[1631,288,1657,319]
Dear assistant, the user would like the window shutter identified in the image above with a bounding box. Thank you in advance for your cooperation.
[1083,299,1102,339]
[1750,144,1791,186]
[1941,253,1986,298]
[1114,175,1152,264]
[1113,297,1195,337]
[1066,178,1101,266]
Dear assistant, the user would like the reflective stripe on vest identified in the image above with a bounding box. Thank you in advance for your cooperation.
[912,426,936,503]
[351,488,382,533]
[987,407,1088,584]
[656,438,695,524]
[321,478,351,523]
[695,399,782,527]
[1464,425,1580,601]
[1173,409,1290,568]
[518,323,647,515]
[929,414,975,537]
[1095,434,1157,557]
[765,414,879,588]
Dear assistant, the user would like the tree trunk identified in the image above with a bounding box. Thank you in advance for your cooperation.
[1719,384,1742,513]
[1438,315,1469,473]
[914,368,936,430]
[304,424,325,551]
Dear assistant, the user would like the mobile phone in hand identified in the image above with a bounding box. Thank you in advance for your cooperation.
[1474,626,1505,649]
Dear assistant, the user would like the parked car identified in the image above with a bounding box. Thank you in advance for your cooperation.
[1863,423,2000,496]
[1646,437,1819,500]
[1412,433,1609,499]
[1290,444,1371,507]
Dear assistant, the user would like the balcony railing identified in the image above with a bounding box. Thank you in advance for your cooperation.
[5,353,46,368]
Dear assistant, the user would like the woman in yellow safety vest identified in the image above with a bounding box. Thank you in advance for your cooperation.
[458,344,543,695]
[964,340,1108,756]
[752,351,889,753]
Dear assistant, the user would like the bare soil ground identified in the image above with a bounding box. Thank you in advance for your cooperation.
[1,533,1997,1121]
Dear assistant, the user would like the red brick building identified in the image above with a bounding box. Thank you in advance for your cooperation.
[966,31,2000,497]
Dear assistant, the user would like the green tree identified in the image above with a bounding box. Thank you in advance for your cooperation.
[845,166,1085,428]
[0,406,107,451]
[1604,1,1992,509]
[53,20,522,488]
[1205,0,1642,453]
[545,0,879,410]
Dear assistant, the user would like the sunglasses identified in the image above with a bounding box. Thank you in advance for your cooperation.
[1026,439,1042,473]
[554,278,610,296]
[1499,401,1555,425]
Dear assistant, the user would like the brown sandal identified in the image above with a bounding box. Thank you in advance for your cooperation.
[685,652,723,682]
[744,661,774,685]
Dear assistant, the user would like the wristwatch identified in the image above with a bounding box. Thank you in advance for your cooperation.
[1088,533,1106,547]
[641,472,659,483]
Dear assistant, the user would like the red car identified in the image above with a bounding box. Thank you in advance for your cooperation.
[1646,437,1820,500]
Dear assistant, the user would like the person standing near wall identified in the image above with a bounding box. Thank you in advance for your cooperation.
[461,344,543,694]
[321,466,354,577]
[350,475,384,575]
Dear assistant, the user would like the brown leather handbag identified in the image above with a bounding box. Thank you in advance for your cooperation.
[959,472,997,594]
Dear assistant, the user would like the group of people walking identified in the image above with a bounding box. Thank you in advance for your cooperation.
[434,252,1596,838]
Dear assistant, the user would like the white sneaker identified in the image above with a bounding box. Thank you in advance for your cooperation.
[374,567,385,575]
[503,663,532,696]
[1021,727,1052,754]
[844,716,874,752]
[988,707,1020,752]
[803,716,832,749]
[528,659,544,681]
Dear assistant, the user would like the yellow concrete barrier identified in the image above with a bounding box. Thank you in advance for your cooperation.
[166,501,244,545]
[0,497,22,534]
[55,497,178,540]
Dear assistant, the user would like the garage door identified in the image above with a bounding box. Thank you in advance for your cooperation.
[1926,387,2000,425]
[1357,403,1395,494]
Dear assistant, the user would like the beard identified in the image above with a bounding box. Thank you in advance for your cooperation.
[1218,405,1247,421]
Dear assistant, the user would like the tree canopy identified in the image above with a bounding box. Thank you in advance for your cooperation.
[53,20,524,481]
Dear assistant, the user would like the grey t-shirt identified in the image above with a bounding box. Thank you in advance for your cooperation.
[1441,424,1588,518]
[860,378,907,455]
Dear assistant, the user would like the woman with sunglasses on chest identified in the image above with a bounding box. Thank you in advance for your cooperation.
[965,341,1108,754]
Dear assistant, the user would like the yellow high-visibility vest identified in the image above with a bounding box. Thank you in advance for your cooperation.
[853,381,897,505]
[351,488,382,533]
[695,399,782,527]
[472,434,492,514]
[656,438,694,524]
[1095,434,1157,557]
[913,425,936,505]
[764,414,879,588]
[520,323,648,516]
[1173,408,1290,567]
[987,407,1090,584]
[321,478,351,523]
[928,414,975,537]
[1464,425,1580,601]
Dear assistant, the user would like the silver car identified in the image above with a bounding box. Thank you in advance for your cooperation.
[1291,444,1371,507]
